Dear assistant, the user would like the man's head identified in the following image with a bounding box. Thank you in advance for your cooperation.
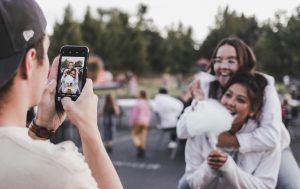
[158,87,168,94]
[0,0,49,105]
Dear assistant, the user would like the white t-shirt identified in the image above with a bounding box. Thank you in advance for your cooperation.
[0,126,99,189]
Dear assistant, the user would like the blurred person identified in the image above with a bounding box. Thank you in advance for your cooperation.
[87,55,113,84]
[177,36,299,189]
[0,1,123,189]
[129,90,151,158]
[62,61,77,77]
[127,71,138,97]
[184,73,281,189]
[102,93,120,153]
[60,68,79,94]
[153,87,183,149]
[281,99,292,127]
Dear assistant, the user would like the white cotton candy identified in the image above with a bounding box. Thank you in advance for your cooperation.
[186,99,233,137]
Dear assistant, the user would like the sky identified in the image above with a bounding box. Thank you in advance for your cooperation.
[36,0,300,43]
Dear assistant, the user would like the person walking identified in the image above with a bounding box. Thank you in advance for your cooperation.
[102,93,120,153]
[129,90,151,158]
[153,88,183,149]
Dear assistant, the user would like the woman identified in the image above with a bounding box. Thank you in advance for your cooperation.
[129,90,151,158]
[102,93,120,152]
[185,73,280,188]
[177,36,300,188]
[60,68,79,94]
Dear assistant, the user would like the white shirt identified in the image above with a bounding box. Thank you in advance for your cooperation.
[185,119,281,189]
[177,72,290,152]
[152,94,183,129]
[0,126,99,189]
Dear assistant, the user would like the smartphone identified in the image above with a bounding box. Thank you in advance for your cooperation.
[55,45,89,111]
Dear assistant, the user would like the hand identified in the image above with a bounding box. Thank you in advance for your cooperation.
[189,79,204,101]
[61,79,99,136]
[207,150,227,170]
[35,57,66,130]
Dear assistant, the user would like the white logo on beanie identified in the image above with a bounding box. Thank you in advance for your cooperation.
[23,30,34,41]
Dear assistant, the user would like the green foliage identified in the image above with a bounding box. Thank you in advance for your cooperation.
[49,4,300,80]
[49,4,196,75]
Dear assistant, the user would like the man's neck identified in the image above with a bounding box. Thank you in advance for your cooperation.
[0,86,29,128]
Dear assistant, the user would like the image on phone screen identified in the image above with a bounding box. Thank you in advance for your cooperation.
[57,56,85,97]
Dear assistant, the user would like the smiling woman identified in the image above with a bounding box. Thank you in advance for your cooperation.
[182,73,282,189]
[177,36,300,189]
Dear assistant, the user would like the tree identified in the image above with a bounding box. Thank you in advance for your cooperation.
[198,6,261,60]
[49,5,83,60]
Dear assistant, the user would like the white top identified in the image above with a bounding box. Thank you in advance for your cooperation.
[185,119,281,189]
[177,72,290,152]
[152,94,183,129]
[0,126,99,189]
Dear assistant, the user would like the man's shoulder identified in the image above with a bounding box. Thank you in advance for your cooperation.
[0,131,88,174]
[0,133,96,188]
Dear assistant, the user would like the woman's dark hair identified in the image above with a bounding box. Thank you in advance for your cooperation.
[103,93,115,113]
[69,68,77,77]
[208,36,256,75]
[139,90,147,99]
[224,73,267,119]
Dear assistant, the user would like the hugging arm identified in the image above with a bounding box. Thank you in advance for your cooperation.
[236,75,290,153]
[220,147,281,189]
[185,137,219,188]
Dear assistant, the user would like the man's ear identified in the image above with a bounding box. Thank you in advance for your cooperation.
[19,48,37,80]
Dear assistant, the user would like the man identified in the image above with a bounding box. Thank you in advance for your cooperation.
[153,88,183,148]
[0,0,123,189]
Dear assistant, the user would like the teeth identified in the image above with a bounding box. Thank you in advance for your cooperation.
[220,73,229,76]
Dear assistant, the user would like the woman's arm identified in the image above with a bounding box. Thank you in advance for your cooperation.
[177,72,215,139]
[185,136,219,188]
[235,74,290,153]
[220,146,281,189]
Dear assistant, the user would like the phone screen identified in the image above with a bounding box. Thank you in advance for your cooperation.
[56,45,89,111]
[57,56,85,97]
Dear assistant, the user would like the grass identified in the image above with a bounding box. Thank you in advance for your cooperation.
[94,74,194,99]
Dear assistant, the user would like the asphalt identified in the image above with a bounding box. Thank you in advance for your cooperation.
[108,128,186,189]
[53,109,300,189]
[108,120,300,189]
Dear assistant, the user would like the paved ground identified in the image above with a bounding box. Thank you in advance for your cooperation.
[109,120,300,189]
[53,107,300,189]
[108,128,186,189]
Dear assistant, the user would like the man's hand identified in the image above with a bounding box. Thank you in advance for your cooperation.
[35,57,66,130]
[207,150,228,170]
[61,79,98,137]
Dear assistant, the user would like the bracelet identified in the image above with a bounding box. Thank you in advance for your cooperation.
[29,119,55,139]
